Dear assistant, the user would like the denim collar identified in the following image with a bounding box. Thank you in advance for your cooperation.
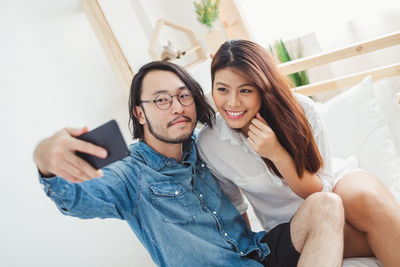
[131,136,196,171]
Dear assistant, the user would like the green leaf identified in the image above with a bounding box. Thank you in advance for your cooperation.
[289,73,302,87]
[299,70,309,85]
[279,39,291,62]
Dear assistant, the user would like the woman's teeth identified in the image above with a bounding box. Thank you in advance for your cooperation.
[226,111,245,117]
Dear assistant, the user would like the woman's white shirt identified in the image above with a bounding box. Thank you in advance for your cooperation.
[197,93,345,231]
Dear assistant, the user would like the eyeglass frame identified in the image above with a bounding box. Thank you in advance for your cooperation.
[139,90,194,110]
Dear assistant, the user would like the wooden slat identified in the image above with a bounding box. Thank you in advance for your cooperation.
[293,63,400,96]
[161,19,197,33]
[279,31,400,75]
[219,0,252,40]
[185,46,201,55]
[80,0,133,95]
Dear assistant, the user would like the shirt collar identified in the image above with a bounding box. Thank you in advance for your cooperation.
[216,113,244,146]
[131,136,196,171]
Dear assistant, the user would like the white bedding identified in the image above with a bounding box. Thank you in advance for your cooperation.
[342,257,383,267]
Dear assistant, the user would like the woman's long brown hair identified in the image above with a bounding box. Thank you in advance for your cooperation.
[211,39,323,178]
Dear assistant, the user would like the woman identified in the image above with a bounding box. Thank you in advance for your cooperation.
[197,39,400,266]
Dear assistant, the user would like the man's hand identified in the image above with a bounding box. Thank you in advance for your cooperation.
[247,113,285,162]
[33,127,108,183]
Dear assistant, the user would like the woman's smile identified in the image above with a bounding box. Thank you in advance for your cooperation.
[225,110,247,119]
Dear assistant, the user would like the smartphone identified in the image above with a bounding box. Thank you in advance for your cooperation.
[76,120,130,169]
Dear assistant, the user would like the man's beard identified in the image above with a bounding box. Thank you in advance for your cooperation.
[143,109,195,144]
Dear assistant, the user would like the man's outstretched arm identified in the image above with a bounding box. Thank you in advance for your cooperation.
[34,126,136,220]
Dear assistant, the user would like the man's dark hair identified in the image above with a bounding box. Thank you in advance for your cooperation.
[129,61,215,140]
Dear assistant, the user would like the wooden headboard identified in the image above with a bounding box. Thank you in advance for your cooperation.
[278,31,400,102]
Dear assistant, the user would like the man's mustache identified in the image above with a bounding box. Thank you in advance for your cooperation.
[167,116,192,127]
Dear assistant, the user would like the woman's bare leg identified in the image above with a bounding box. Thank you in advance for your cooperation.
[333,170,400,267]
[342,222,373,258]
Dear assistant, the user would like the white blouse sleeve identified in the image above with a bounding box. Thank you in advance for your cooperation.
[300,96,336,192]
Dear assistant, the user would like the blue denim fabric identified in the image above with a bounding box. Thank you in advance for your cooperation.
[39,137,269,266]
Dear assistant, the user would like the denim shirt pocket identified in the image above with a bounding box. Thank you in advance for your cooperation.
[148,182,194,224]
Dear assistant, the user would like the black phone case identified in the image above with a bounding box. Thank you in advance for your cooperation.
[76,120,130,169]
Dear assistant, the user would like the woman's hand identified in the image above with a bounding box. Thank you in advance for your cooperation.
[247,113,323,198]
[246,113,285,161]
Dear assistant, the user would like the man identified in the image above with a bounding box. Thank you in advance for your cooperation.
[34,61,344,266]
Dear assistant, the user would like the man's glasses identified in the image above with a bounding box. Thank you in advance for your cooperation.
[140,90,194,110]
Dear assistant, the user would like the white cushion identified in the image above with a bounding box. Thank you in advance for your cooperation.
[373,78,400,155]
[319,76,400,188]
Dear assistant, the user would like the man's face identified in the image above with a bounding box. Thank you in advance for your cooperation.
[136,70,197,144]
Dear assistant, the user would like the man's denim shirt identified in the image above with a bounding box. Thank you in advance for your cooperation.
[39,137,269,266]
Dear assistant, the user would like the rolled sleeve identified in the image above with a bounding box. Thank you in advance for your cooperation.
[37,165,136,220]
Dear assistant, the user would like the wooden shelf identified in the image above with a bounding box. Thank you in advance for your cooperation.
[148,19,207,69]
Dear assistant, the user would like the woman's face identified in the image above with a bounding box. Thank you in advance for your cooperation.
[212,67,262,132]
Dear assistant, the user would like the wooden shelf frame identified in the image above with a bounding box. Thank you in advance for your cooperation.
[80,0,134,95]
[148,19,207,68]
[278,31,400,97]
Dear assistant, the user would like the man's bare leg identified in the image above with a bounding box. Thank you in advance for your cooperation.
[290,192,345,267]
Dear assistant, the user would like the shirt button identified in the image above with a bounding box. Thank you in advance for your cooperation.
[213,211,217,215]
[199,194,203,198]
[224,233,228,237]
[240,252,244,255]
[174,191,179,196]
[201,163,205,167]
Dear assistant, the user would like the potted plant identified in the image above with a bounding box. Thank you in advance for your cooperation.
[193,0,224,54]
[269,39,309,87]
[193,0,220,31]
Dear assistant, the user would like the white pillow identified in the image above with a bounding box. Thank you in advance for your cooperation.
[373,78,400,155]
[319,76,400,188]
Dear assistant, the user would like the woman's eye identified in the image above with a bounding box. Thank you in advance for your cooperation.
[217,87,228,93]
[240,89,252,93]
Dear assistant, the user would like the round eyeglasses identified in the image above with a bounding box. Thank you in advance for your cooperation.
[140,90,194,110]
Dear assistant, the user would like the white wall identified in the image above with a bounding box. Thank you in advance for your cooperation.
[238,0,400,45]
[99,0,152,73]
[0,0,154,266]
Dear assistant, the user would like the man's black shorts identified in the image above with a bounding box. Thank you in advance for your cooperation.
[246,222,300,267]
